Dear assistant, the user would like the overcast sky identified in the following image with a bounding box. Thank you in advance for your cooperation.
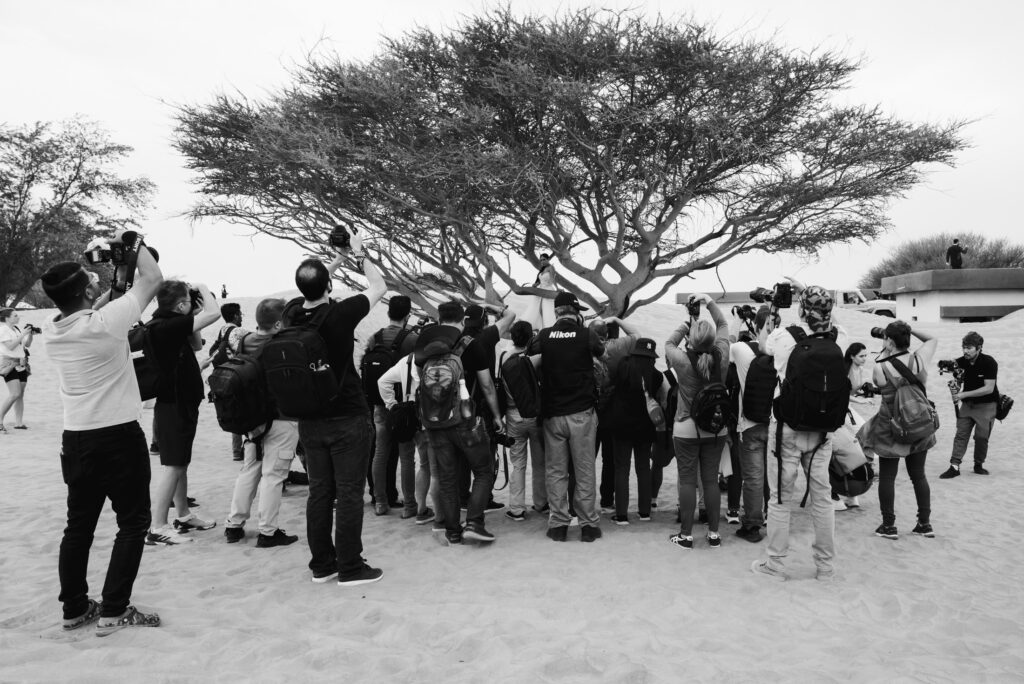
[2,0,1020,300]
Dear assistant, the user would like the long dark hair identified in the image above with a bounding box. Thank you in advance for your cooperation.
[844,342,866,374]
[618,354,656,393]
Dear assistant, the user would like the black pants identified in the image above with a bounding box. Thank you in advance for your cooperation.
[613,437,653,517]
[878,452,930,527]
[58,422,151,619]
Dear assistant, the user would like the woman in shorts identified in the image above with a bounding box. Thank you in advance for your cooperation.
[0,308,35,432]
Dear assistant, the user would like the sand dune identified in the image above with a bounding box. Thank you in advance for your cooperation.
[1,292,1022,682]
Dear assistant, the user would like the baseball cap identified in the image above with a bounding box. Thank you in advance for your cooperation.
[631,337,658,358]
[800,286,834,331]
[553,291,588,311]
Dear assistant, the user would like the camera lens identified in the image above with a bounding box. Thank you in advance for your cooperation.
[870,327,885,339]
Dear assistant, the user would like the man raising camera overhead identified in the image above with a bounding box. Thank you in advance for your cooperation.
[40,230,164,636]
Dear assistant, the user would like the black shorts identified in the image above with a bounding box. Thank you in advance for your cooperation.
[2,368,28,384]
[154,402,200,467]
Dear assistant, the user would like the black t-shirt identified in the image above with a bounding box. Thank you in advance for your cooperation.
[606,357,664,439]
[148,309,204,406]
[284,294,371,418]
[463,325,500,399]
[946,244,965,265]
[529,317,605,418]
[957,352,998,403]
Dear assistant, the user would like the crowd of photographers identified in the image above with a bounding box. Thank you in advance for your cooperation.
[30,227,1009,635]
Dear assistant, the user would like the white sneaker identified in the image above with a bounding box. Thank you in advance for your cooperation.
[832,498,848,512]
[146,525,194,545]
[843,496,860,508]
[750,559,786,582]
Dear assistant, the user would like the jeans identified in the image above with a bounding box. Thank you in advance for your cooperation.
[613,436,652,517]
[674,437,726,534]
[427,418,495,534]
[299,414,372,578]
[544,408,599,528]
[231,432,243,460]
[950,401,997,466]
[372,405,416,513]
[738,424,768,528]
[878,452,930,526]
[506,408,546,514]
[226,420,299,535]
[764,420,835,574]
[596,423,615,508]
[58,421,151,619]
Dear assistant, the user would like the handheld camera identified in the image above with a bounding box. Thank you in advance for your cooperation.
[329,224,355,250]
[870,327,886,340]
[749,282,793,309]
[686,296,701,319]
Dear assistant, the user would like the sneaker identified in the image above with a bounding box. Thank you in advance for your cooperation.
[415,508,435,525]
[726,510,740,524]
[463,522,496,543]
[224,527,244,543]
[815,569,836,583]
[173,515,216,532]
[874,524,898,540]
[706,532,722,548]
[95,606,161,637]
[600,506,615,515]
[505,510,527,522]
[546,525,568,542]
[532,503,550,514]
[580,525,602,542]
[736,525,764,543]
[833,498,848,512]
[637,513,652,522]
[63,599,101,631]
[697,509,708,524]
[443,531,463,546]
[400,509,417,520]
[750,559,786,582]
[256,529,299,548]
[338,563,384,587]
[912,522,935,538]
[939,465,960,479]
[145,526,193,545]
[149,443,159,454]
[484,500,505,513]
[374,503,389,516]
[843,496,860,508]
[311,570,339,584]
[974,464,989,475]
[669,533,693,549]
[611,514,629,526]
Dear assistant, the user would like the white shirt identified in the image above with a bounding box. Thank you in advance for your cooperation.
[729,341,760,433]
[43,292,144,431]
[0,325,24,360]
[378,352,419,410]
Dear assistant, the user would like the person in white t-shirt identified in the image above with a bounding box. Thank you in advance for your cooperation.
[40,231,164,636]
[0,308,36,431]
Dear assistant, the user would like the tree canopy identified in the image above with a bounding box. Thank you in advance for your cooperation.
[176,8,966,316]
[0,118,153,307]
[859,231,1024,289]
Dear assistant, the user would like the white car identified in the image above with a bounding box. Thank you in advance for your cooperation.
[854,300,896,318]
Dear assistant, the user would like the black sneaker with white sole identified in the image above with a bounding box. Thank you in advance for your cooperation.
[256,529,299,548]
[463,522,496,542]
[338,563,384,587]
[874,524,898,540]
[912,522,935,538]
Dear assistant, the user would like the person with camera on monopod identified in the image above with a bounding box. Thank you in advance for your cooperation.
[262,223,387,585]
[939,331,1000,479]
[40,230,163,636]
[0,308,38,432]
[856,321,938,540]
[751,279,849,582]
[145,280,223,545]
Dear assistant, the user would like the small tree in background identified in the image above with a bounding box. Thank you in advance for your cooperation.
[176,8,966,316]
[0,118,154,307]
[859,231,1024,289]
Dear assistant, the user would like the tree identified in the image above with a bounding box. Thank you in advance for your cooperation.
[176,8,966,316]
[859,231,1024,289]
[0,118,154,307]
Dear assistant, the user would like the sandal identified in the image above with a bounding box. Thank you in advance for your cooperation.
[96,606,161,637]
[63,599,101,631]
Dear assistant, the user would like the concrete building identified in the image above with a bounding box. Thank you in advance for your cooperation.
[880,268,1024,323]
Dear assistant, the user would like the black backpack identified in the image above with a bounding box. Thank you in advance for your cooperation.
[261,304,338,419]
[743,350,777,424]
[360,328,411,406]
[210,324,251,368]
[208,336,275,435]
[128,321,159,401]
[686,351,733,434]
[773,326,850,432]
[498,350,542,419]
[829,460,876,497]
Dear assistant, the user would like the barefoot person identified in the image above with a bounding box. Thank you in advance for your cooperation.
[40,232,163,635]
[0,308,35,432]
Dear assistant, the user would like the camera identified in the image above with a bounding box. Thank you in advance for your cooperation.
[937,359,959,375]
[83,246,111,265]
[188,287,202,312]
[870,327,886,339]
[329,224,354,250]
[686,296,701,319]
[732,304,756,322]
[749,282,792,309]
[856,382,879,398]
[494,430,515,448]
[26,324,43,334]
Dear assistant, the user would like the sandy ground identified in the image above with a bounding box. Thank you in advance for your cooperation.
[1,292,1022,683]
